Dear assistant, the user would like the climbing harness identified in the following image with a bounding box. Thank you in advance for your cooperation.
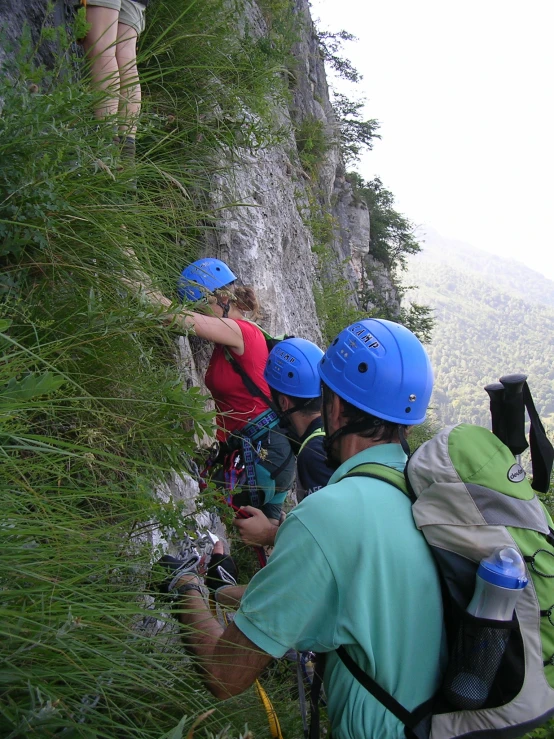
[237,408,281,507]
[195,409,287,569]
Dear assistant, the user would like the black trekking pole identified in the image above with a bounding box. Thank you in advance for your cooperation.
[485,374,553,492]
[484,382,506,445]
[484,374,528,465]
[498,374,529,464]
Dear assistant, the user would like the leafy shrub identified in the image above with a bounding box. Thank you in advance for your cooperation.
[294,116,329,176]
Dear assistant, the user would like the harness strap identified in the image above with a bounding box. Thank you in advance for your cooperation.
[343,462,409,497]
[231,410,282,507]
[523,382,554,493]
[241,438,260,507]
[268,445,294,481]
[299,428,326,455]
[241,409,280,440]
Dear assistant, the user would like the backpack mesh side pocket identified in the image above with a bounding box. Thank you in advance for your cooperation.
[443,611,518,710]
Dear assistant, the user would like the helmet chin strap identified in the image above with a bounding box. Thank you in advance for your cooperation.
[322,399,412,467]
[398,426,411,457]
[280,399,314,418]
[321,401,382,467]
[321,400,338,468]
[322,418,383,453]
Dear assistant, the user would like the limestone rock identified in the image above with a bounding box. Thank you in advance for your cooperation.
[0,0,399,555]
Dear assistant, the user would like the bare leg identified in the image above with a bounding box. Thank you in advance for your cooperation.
[82,7,120,122]
[115,23,141,138]
[215,585,246,608]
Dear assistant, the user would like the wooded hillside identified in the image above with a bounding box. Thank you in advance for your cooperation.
[405,230,554,433]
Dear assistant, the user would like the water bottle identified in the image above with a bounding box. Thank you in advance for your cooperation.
[444,546,528,710]
[467,546,528,620]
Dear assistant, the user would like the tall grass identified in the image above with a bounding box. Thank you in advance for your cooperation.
[0,1,301,735]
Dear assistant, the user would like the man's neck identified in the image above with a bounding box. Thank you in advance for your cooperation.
[339,434,400,463]
[291,412,321,439]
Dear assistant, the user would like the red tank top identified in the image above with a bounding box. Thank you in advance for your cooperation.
[204,320,272,440]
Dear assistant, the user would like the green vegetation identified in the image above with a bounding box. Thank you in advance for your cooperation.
[295,116,330,177]
[525,719,554,739]
[406,258,554,433]
[332,93,381,166]
[8,2,550,737]
[312,248,366,345]
[349,176,420,270]
[315,29,361,84]
[255,0,301,70]
[344,174,434,343]
[0,1,302,735]
[316,31,381,164]
[303,26,432,344]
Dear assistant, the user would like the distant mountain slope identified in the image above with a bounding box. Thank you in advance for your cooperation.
[405,229,554,432]
[414,226,554,308]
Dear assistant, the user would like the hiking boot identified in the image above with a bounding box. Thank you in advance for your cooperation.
[155,553,200,594]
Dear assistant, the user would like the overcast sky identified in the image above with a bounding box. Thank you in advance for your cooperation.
[310,0,554,282]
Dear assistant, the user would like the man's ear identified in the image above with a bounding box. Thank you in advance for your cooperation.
[326,392,345,430]
[279,394,292,412]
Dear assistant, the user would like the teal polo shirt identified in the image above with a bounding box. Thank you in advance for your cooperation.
[234,444,445,739]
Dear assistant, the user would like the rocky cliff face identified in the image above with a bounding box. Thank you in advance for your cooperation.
[0,0,393,340]
[0,0,400,548]
[0,0,76,72]
[202,0,372,342]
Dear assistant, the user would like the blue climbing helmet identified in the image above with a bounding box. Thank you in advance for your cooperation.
[177,258,237,302]
[264,338,324,398]
[318,318,433,425]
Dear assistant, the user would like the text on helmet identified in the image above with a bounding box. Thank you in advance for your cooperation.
[348,324,380,349]
[274,348,297,364]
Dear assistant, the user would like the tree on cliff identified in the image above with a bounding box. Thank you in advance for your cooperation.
[347,173,435,343]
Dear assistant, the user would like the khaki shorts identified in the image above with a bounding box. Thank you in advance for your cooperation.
[82,0,146,35]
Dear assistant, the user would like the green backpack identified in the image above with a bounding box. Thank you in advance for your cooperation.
[337,424,554,739]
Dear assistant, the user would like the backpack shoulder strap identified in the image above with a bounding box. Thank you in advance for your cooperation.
[342,462,409,498]
[299,428,326,455]
[336,646,432,734]
[333,463,432,735]
[224,347,279,415]
[233,317,271,340]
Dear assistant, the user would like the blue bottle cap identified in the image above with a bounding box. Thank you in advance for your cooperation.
[477,546,529,589]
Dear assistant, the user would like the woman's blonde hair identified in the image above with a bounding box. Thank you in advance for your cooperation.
[214,285,260,319]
